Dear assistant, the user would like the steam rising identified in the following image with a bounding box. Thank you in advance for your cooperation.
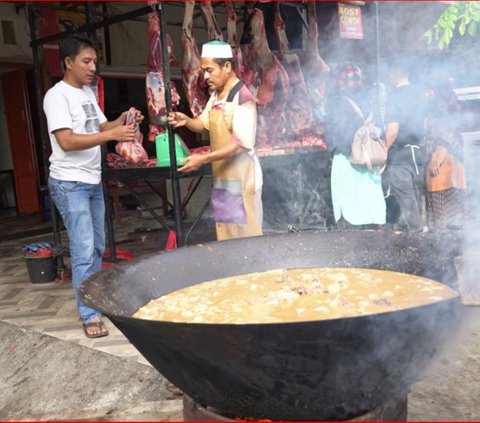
[226,4,474,415]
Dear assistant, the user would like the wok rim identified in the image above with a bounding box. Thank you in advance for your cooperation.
[80,230,463,325]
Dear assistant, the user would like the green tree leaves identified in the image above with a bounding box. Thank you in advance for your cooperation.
[426,1,480,49]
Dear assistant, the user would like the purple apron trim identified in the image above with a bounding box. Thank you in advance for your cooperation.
[211,188,247,224]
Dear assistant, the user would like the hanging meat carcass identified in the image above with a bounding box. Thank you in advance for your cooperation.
[244,8,289,149]
[249,9,289,108]
[301,1,330,127]
[239,11,260,93]
[182,1,208,117]
[146,2,180,142]
[225,1,252,87]
[115,107,148,164]
[200,1,224,41]
[273,5,313,139]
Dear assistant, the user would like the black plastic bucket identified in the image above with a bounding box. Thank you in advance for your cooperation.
[25,256,56,283]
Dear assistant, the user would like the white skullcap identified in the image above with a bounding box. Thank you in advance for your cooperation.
[201,40,233,59]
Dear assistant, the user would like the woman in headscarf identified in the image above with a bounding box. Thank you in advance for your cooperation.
[325,63,386,229]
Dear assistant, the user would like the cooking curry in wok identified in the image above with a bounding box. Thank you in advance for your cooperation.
[79,231,462,421]
[134,267,457,324]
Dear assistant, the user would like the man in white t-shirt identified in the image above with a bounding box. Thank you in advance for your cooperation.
[43,34,143,338]
[167,41,263,241]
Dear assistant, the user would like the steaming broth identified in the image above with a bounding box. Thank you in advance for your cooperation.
[133,268,458,324]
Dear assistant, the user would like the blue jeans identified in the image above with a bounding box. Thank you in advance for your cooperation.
[48,177,105,323]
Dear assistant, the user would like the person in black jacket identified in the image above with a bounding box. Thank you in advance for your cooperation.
[384,58,428,231]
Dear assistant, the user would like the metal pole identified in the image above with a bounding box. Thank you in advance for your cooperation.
[85,1,94,37]
[84,2,115,260]
[102,2,112,66]
[27,2,64,271]
[84,2,102,77]
[374,1,381,108]
[31,5,153,47]
[155,2,185,246]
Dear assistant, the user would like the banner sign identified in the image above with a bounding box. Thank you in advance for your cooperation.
[338,4,364,40]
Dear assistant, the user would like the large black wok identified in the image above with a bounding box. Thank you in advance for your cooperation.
[80,231,462,421]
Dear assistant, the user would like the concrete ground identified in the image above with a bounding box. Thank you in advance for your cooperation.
[1,211,480,421]
[408,307,480,421]
[0,213,192,421]
[0,321,183,421]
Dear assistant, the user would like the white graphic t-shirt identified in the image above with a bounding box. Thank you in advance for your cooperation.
[43,80,107,184]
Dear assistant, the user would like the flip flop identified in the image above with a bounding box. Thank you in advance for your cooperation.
[82,320,109,339]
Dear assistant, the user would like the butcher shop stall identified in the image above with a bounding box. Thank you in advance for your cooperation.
[26,1,395,255]
[21,2,478,421]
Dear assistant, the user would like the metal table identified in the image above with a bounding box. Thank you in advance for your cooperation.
[102,164,212,261]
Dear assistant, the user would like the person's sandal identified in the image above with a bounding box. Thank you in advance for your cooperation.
[82,320,109,338]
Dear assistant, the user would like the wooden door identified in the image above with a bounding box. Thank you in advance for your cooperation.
[1,70,40,213]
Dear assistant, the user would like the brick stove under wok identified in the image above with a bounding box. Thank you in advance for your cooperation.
[183,394,408,421]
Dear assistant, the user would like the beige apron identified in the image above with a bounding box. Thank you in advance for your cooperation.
[209,103,262,241]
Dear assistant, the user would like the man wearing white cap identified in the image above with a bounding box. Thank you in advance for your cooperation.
[168,40,263,240]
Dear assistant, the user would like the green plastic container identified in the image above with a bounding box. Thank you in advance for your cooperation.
[155,133,191,167]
